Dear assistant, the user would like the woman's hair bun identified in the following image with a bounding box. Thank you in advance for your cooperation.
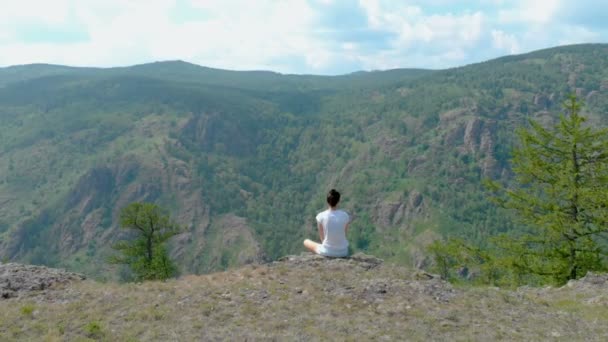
[327,189,341,207]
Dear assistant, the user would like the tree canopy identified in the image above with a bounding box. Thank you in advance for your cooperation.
[110,202,181,281]
[493,95,608,283]
[431,95,608,286]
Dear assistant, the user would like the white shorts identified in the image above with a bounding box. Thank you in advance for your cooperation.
[316,244,348,258]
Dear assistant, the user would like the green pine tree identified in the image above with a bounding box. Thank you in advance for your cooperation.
[488,95,608,284]
[109,202,181,281]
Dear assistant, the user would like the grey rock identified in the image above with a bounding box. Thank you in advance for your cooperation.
[0,263,85,299]
[275,252,383,271]
[373,191,425,230]
[566,272,608,289]
[463,117,482,154]
[374,199,403,228]
[586,90,599,101]
[349,253,384,268]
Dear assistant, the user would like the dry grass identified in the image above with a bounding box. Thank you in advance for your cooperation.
[1,256,608,341]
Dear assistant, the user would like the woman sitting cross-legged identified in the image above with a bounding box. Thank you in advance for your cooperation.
[304,189,350,258]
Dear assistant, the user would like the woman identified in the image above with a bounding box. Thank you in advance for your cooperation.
[303,189,350,257]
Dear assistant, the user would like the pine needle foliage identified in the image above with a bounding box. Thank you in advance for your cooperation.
[109,202,181,281]
[487,95,608,284]
[431,96,608,286]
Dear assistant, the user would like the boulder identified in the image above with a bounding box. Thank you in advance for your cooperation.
[565,272,608,290]
[0,263,85,299]
[276,252,383,271]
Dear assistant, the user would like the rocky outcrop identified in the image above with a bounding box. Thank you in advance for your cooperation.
[457,117,499,177]
[374,200,403,228]
[564,272,608,306]
[179,112,258,157]
[55,159,158,254]
[533,93,551,108]
[375,135,409,159]
[373,191,425,230]
[586,90,599,102]
[214,214,266,265]
[479,120,498,177]
[443,123,465,147]
[407,156,427,173]
[463,118,483,154]
[0,263,85,299]
[565,272,608,290]
[276,252,384,270]
[439,107,475,148]
[66,166,115,211]
[274,253,455,304]
[463,118,496,154]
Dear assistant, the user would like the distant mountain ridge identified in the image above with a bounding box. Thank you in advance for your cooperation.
[0,43,607,278]
[0,59,433,91]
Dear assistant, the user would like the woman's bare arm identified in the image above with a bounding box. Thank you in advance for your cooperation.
[318,223,324,241]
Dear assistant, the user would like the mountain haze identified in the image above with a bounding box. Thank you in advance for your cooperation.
[1,44,608,278]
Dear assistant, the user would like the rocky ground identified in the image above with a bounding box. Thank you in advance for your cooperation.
[1,254,607,341]
[0,263,85,299]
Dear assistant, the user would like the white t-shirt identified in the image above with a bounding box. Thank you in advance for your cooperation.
[315,209,349,252]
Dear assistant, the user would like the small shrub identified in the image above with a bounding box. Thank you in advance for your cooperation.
[84,321,104,339]
[20,304,35,317]
[57,322,66,335]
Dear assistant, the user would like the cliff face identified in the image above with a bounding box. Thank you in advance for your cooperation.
[0,137,264,277]
[1,257,607,341]
[372,190,426,232]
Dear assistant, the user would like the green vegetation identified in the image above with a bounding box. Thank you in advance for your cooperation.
[492,95,608,283]
[433,96,608,286]
[20,303,35,318]
[84,321,104,339]
[0,44,608,278]
[110,203,181,281]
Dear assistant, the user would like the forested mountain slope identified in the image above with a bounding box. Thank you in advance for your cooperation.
[0,44,607,278]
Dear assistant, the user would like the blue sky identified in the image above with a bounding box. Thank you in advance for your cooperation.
[0,0,606,75]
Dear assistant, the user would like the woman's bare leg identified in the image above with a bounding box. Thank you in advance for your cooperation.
[303,239,320,254]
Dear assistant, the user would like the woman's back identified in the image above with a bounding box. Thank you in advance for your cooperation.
[304,189,350,258]
[316,209,349,250]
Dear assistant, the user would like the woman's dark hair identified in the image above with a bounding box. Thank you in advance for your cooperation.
[327,189,340,207]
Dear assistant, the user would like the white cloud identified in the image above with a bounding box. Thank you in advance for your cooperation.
[492,30,520,54]
[165,0,331,71]
[358,0,422,31]
[0,0,176,66]
[557,25,601,45]
[357,1,485,69]
[489,0,600,59]
[0,0,72,24]
[498,0,561,25]
[358,1,484,47]
[0,0,605,73]
[0,0,335,72]
[416,12,484,44]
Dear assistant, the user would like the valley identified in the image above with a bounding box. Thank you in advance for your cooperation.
[1,44,607,279]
